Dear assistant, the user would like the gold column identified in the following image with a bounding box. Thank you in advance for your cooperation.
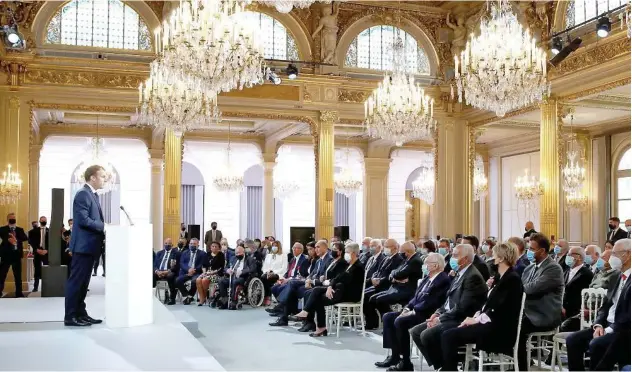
[577,133,592,243]
[540,98,560,239]
[28,143,41,222]
[316,111,336,240]
[162,129,182,243]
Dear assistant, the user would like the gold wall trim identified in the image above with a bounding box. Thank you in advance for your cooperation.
[560,77,632,101]
[470,103,540,128]
[24,69,145,89]
[549,36,632,79]
[28,101,136,113]
[220,84,300,101]
[338,89,370,103]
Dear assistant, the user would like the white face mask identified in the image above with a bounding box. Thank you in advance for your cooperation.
[609,255,624,271]
[344,253,351,263]
[383,248,392,256]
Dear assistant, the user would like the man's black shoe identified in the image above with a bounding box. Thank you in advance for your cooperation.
[183,297,192,305]
[167,299,176,305]
[80,315,102,324]
[375,355,400,368]
[269,318,289,326]
[298,322,315,332]
[387,361,414,371]
[64,317,91,327]
[269,311,283,317]
[265,305,283,313]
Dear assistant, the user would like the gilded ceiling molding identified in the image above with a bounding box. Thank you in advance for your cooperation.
[338,118,364,126]
[24,69,145,89]
[28,101,136,114]
[488,120,540,129]
[470,103,540,128]
[560,77,632,101]
[38,123,152,148]
[338,89,370,103]
[549,37,631,79]
[145,1,165,21]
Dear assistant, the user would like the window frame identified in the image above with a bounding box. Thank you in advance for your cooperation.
[565,0,626,28]
[614,146,632,221]
[241,11,301,61]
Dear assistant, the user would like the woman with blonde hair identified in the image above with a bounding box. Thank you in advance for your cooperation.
[261,240,288,306]
[196,241,225,306]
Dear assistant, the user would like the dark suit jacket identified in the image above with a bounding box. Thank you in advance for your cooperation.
[524,229,537,238]
[229,255,258,279]
[406,271,451,319]
[359,251,371,266]
[373,253,404,289]
[595,274,630,333]
[437,264,488,323]
[307,252,333,280]
[443,254,453,274]
[389,252,423,292]
[330,260,365,303]
[0,225,28,259]
[514,253,530,277]
[608,227,628,243]
[154,248,181,274]
[473,254,491,280]
[178,249,207,277]
[522,256,565,328]
[204,229,223,247]
[285,254,309,279]
[69,184,105,256]
[28,227,49,256]
[563,265,594,317]
[478,268,524,352]
[551,253,570,272]
[364,253,386,283]
[315,257,348,286]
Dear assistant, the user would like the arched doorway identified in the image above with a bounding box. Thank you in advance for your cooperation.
[181,161,205,240]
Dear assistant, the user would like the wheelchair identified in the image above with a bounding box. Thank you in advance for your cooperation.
[231,275,265,309]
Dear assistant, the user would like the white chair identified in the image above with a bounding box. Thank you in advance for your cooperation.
[154,280,182,303]
[551,288,607,371]
[465,293,527,372]
[327,267,369,337]
[526,286,566,371]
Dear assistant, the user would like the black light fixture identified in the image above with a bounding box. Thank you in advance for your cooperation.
[265,67,282,85]
[550,36,563,55]
[596,17,611,37]
[549,37,582,67]
[286,63,298,80]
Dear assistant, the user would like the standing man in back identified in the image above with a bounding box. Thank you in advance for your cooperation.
[204,222,223,251]
[64,165,106,327]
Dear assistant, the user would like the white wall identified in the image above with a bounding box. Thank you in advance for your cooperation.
[182,161,205,228]
[335,147,364,241]
[183,141,261,245]
[388,149,433,243]
[39,136,150,225]
[500,151,540,241]
[489,156,500,239]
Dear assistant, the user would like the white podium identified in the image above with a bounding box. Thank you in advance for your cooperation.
[105,224,154,328]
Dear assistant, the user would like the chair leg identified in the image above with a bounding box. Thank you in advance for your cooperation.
[551,340,558,372]
[557,342,565,371]
[537,336,542,369]
[360,308,365,336]
[478,350,485,372]
[336,307,342,338]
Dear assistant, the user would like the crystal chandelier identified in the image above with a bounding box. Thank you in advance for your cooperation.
[566,189,588,210]
[158,0,266,96]
[274,181,301,200]
[75,138,117,193]
[139,60,221,136]
[453,0,549,117]
[514,169,543,202]
[473,155,488,201]
[0,164,22,205]
[334,149,362,197]
[273,147,303,200]
[212,123,244,193]
[562,150,586,193]
[255,0,329,13]
[411,165,435,205]
[365,36,436,146]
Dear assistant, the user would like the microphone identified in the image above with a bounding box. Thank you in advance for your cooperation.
[120,205,135,226]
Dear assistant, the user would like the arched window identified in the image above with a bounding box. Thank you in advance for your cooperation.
[344,25,430,75]
[616,147,632,221]
[566,0,625,27]
[46,0,151,50]
[242,12,299,60]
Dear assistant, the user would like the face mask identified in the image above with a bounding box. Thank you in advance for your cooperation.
[609,255,623,271]
[271,246,278,254]
[584,255,593,265]
[178,243,184,248]
[181,227,186,231]
[595,258,605,270]
[421,248,429,255]
[40,221,47,226]
[32,224,37,229]
[564,255,575,267]
[609,224,616,230]
[245,248,252,254]
[331,251,339,259]
[554,245,561,254]
[236,254,244,260]
[212,225,217,230]
[438,247,448,256]
[400,252,407,259]
[527,249,536,262]
[369,246,377,255]
[449,257,459,271]
[344,253,351,263]
[362,244,369,252]
[189,245,197,251]
[627,225,631,232]
[383,248,392,256]
[481,244,489,254]
[422,264,429,276]
[8,218,16,225]
[164,244,172,251]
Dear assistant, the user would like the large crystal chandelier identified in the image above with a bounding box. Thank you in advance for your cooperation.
[562,150,586,193]
[473,155,488,201]
[453,0,549,117]
[334,148,362,197]
[212,123,244,193]
[411,165,435,205]
[159,0,265,96]
[566,189,588,210]
[514,169,543,202]
[0,164,22,205]
[75,138,117,194]
[365,36,436,146]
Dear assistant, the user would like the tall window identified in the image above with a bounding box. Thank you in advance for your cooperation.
[242,12,299,60]
[566,0,625,27]
[616,148,632,222]
[344,25,430,75]
[46,0,151,50]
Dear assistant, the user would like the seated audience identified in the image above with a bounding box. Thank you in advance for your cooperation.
[552,238,571,272]
[217,245,258,310]
[560,246,594,332]
[481,238,497,278]
[197,241,225,306]
[605,240,614,251]
[220,238,234,266]
[462,235,491,280]
[304,242,319,275]
[441,241,524,372]
[364,241,420,330]
[377,253,450,371]
[260,241,289,305]
[364,238,386,280]
[153,238,180,305]
[419,240,436,263]
[566,238,630,371]
[517,233,564,371]
[590,249,620,289]
[410,243,488,371]
[175,238,206,305]
[585,245,602,274]
[509,236,530,276]
[250,238,267,263]
[293,242,365,337]
[359,236,373,266]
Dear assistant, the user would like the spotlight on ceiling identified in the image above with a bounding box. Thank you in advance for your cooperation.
[596,17,611,38]
[550,37,563,55]
[549,37,582,67]
[2,25,25,49]
[286,64,299,80]
[265,68,282,85]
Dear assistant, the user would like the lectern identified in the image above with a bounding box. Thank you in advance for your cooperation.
[105,224,153,328]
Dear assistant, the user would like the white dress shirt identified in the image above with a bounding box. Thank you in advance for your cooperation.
[605,268,630,334]
[262,253,288,277]
[234,258,245,277]
[40,228,46,249]
[567,264,582,283]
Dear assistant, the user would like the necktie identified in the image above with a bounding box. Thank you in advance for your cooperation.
[40,228,45,249]
[159,251,170,271]
[288,258,297,277]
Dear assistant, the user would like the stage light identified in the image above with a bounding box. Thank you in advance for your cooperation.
[597,17,611,37]
[286,64,299,80]
[550,37,563,55]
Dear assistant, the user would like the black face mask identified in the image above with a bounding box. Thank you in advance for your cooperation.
[8,218,16,225]
[331,251,339,259]
[178,243,184,248]
[235,254,244,260]
[609,224,616,230]
[40,221,47,226]
[181,227,186,231]
[211,225,217,230]
[32,224,37,229]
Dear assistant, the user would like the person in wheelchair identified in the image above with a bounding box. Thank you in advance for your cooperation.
[153,238,180,305]
[196,241,225,307]
[217,245,258,310]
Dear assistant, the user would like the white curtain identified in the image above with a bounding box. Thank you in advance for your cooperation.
[181,185,195,227]
[246,186,263,239]
[335,192,349,227]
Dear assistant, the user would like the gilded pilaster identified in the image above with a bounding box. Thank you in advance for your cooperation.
[540,98,561,239]
[150,149,163,251]
[28,143,41,222]
[364,157,391,238]
[316,111,337,240]
[162,130,182,244]
[262,152,276,237]
[577,134,592,243]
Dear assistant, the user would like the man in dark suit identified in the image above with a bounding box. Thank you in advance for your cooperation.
[524,221,537,239]
[410,243,488,370]
[176,239,206,305]
[28,216,49,292]
[359,237,373,266]
[509,236,530,276]
[0,212,28,297]
[364,238,386,280]
[64,165,106,326]
[153,238,180,305]
[463,235,491,280]
[517,233,564,371]
[560,246,594,332]
[204,221,223,251]
[566,238,630,371]
[365,241,423,330]
[377,253,450,371]
[217,245,257,310]
[179,222,189,242]
[608,217,628,243]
